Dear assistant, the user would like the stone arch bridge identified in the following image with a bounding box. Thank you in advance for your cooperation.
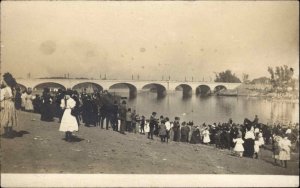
[17,79,241,98]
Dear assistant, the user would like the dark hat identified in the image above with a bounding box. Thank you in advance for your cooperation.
[3,72,17,88]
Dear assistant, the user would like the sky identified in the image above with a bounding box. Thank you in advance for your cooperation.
[1,1,299,81]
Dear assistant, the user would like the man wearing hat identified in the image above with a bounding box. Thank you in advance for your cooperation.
[118,100,127,134]
[148,112,157,139]
[173,117,181,142]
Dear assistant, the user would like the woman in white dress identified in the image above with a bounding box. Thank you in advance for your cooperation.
[24,88,34,112]
[59,94,78,142]
[144,119,150,138]
[203,128,210,144]
[1,73,18,138]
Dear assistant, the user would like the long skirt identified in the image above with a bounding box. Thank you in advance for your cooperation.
[173,130,180,142]
[41,103,54,122]
[279,150,290,160]
[59,109,78,132]
[25,100,34,111]
[1,100,18,133]
[243,139,254,157]
[180,134,188,142]
[190,131,201,144]
[169,129,174,142]
[203,135,211,143]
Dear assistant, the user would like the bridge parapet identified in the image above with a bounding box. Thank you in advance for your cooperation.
[17,78,241,94]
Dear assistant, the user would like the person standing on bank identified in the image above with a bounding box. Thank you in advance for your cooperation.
[173,117,181,142]
[149,112,157,140]
[0,73,18,138]
[59,92,78,142]
[125,108,132,132]
[40,87,54,122]
[118,100,127,135]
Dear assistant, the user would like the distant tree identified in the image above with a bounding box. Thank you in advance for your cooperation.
[268,65,294,92]
[214,70,241,83]
[242,73,250,83]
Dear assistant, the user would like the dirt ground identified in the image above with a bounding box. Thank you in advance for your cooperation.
[1,111,299,174]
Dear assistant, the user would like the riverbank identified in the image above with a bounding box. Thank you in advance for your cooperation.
[217,84,299,104]
[1,111,299,175]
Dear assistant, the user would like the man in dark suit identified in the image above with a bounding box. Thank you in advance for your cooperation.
[118,100,127,134]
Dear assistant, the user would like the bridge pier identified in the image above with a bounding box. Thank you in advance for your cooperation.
[182,88,192,97]
[129,89,137,99]
[157,88,167,98]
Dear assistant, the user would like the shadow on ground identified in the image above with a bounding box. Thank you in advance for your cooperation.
[62,136,84,142]
[1,130,30,139]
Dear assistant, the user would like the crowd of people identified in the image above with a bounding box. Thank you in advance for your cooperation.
[1,72,299,169]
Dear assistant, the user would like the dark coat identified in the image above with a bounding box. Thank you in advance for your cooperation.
[159,123,167,136]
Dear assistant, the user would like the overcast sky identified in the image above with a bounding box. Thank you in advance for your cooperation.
[1,1,299,81]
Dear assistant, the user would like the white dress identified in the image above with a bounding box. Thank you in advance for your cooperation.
[203,130,210,143]
[144,123,150,133]
[24,94,34,111]
[59,98,78,132]
[279,138,291,160]
[21,92,27,108]
[258,133,264,146]
[254,140,261,153]
[233,138,244,152]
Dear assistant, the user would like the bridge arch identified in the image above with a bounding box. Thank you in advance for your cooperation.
[196,85,212,96]
[175,84,192,97]
[214,85,227,93]
[142,83,167,98]
[33,82,66,93]
[72,82,103,93]
[108,83,137,98]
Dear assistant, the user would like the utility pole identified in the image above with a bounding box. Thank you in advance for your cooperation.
[192,76,193,82]
[168,75,170,81]
[132,74,134,80]
[162,76,164,81]
[137,74,140,80]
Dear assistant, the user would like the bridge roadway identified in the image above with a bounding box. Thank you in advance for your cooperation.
[17,78,241,97]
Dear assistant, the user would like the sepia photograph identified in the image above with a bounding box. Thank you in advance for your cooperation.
[0,0,299,187]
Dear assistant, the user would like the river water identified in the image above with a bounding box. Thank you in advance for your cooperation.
[109,90,299,125]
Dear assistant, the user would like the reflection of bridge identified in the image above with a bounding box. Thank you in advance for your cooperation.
[17,79,241,98]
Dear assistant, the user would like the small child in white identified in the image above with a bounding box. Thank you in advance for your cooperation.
[254,136,261,159]
[233,134,244,157]
[144,119,150,138]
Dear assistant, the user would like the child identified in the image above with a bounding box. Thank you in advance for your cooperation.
[272,135,281,165]
[140,116,145,134]
[233,134,244,157]
[135,114,140,134]
[144,119,150,139]
[254,136,261,159]
[159,120,167,142]
[258,131,265,148]
[278,135,292,168]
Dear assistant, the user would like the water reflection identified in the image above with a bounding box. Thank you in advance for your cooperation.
[117,90,298,124]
